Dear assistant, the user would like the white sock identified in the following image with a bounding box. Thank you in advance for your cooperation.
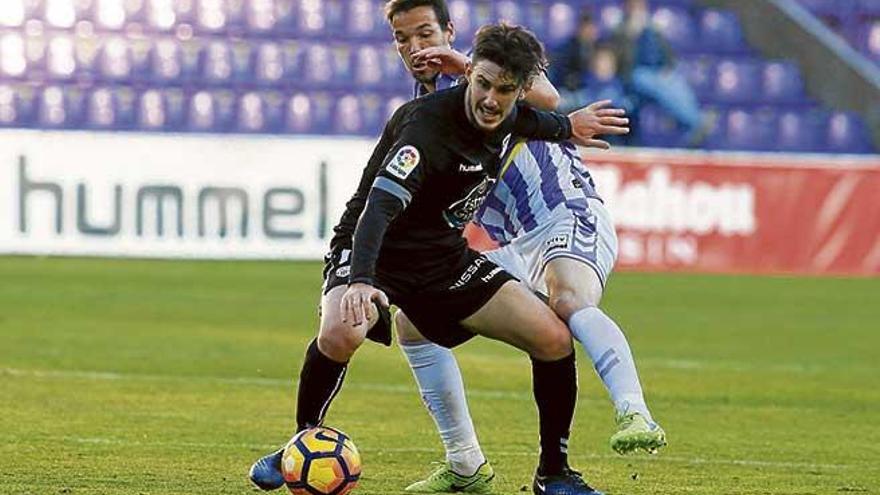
[400,342,486,476]
[568,307,653,422]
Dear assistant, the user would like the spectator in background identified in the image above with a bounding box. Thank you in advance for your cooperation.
[611,0,706,145]
[577,40,633,144]
[551,13,599,106]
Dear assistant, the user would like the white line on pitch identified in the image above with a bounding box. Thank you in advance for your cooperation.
[56,436,863,472]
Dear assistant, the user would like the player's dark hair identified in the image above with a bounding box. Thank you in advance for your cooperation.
[384,0,452,29]
[471,23,547,87]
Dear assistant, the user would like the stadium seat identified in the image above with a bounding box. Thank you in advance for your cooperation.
[201,40,233,85]
[333,94,365,134]
[354,44,384,88]
[0,0,26,27]
[245,0,277,34]
[384,95,408,121]
[0,84,36,127]
[678,55,717,100]
[284,92,334,135]
[297,0,327,35]
[147,38,183,83]
[195,0,230,33]
[598,3,624,34]
[721,107,776,151]
[358,92,386,136]
[1,33,27,78]
[713,58,761,104]
[37,85,87,129]
[98,37,133,82]
[637,103,685,148]
[495,1,524,26]
[46,35,77,81]
[186,89,237,132]
[856,20,880,62]
[449,0,474,43]
[776,108,823,152]
[545,2,578,46]
[380,45,410,90]
[762,61,805,104]
[237,91,268,133]
[699,9,747,54]
[145,0,182,31]
[347,0,384,39]
[255,41,285,86]
[652,6,696,52]
[44,0,77,28]
[824,111,873,153]
[137,88,186,131]
[84,86,137,129]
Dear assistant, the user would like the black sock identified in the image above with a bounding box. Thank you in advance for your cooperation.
[296,339,348,432]
[532,352,577,476]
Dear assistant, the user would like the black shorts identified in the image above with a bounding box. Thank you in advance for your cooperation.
[321,246,393,346]
[391,249,515,349]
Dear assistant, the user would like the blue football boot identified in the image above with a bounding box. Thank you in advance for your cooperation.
[532,468,604,495]
[249,447,285,491]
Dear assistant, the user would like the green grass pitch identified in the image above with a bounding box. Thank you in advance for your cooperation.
[1,256,878,494]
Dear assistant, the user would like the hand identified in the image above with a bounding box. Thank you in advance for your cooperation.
[567,100,630,150]
[340,283,390,327]
[411,47,469,76]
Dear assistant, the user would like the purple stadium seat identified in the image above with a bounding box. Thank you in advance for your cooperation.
[237,91,268,133]
[381,45,409,89]
[652,6,696,51]
[762,61,805,104]
[44,0,77,28]
[0,84,25,126]
[0,0,26,27]
[722,107,776,151]
[334,94,366,134]
[495,1,523,25]
[302,43,353,88]
[85,87,115,129]
[546,2,578,46]
[195,0,229,33]
[449,0,474,42]
[776,109,823,152]
[0,33,27,78]
[145,0,181,31]
[713,58,761,104]
[348,0,382,38]
[200,40,233,84]
[297,0,327,35]
[678,55,717,100]
[186,90,217,131]
[520,1,550,40]
[148,38,183,82]
[255,42,285,86]
[825,111,873,153]
[856,20,880,62]
[637,103,685,148]
[98,37,133,81]
[46,35,77,81]
[280,40,306,84]
[699,9,747,53]
[260,91,286,132]
[94,0,128,30]
[598,3,623,34]
[358,92,385,135]
[284,92,334,135]
[137,89,168,131]
[229,40,255,84]
[354,44,384,87]
[37,85,86,129]
[385,95,408,121]
[245,0,277,34]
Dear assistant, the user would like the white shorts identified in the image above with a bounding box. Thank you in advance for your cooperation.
[484,198,618,296]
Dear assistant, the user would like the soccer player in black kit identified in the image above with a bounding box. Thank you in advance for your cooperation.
[250,24,619,495]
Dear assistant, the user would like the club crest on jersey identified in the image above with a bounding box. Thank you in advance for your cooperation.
[387,145,420,179]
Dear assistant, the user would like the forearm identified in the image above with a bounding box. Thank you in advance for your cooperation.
[523,72,560,111]
[349,188,404,285]
[513,105,573,142]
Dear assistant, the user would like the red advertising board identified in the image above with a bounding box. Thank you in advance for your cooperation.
[466,150,880,277]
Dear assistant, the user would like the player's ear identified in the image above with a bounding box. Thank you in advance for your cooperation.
[446,21,456,44]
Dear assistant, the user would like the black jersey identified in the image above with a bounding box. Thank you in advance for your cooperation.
[335,84,571,292]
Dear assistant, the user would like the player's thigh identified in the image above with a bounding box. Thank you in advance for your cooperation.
[394,310,430,345]
[461,280,572,361]
[318,285,375,357]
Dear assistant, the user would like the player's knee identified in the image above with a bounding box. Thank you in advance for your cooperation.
[530,321,573,361]
[394,311,428,345]
[317,322,365,362]
[549,287,594,322]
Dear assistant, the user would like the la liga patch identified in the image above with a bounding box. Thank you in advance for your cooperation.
[386,145,420,179]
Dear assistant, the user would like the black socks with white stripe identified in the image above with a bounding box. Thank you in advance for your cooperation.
[532,352,577,476]
[296,339,348,432]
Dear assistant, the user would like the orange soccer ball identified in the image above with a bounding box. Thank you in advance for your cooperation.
[281,426,362,495]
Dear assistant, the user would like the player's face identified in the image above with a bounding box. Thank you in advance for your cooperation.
[390,6,454,85]
[464,59,525,132]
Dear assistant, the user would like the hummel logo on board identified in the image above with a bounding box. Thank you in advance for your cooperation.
[459,163,483,173]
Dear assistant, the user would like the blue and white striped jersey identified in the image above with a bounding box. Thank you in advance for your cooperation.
[474,140,602,246]
[413,72,460,98]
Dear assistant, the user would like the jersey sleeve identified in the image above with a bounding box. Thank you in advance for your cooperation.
[370,123,438,208]
[512,103,572,142]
